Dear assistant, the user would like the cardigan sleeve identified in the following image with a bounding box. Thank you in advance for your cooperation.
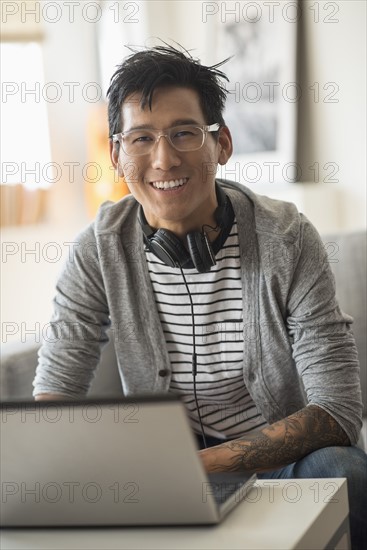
[32,224,111,398]
[286,215,362,445]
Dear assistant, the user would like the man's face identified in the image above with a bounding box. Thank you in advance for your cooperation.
[110,86,232,236]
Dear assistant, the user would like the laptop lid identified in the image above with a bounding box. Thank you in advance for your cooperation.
[0,395,255,527]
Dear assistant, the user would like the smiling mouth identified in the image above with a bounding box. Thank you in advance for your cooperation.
[150,177,188,190]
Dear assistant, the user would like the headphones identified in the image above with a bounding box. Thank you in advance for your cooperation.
[138,184,234,273]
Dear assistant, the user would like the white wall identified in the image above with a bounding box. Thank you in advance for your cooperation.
[297,0,366,230]
[1,5,99,345]
[41,8,100,225]
[1,0,366,345]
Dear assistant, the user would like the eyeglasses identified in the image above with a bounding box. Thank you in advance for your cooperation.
[111,123,220,157]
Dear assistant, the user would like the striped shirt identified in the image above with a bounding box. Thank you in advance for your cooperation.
[145,220,268,440]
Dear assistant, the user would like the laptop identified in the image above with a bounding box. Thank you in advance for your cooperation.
[0,395,256,527]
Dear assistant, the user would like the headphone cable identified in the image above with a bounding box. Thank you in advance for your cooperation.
[179,265,208,449]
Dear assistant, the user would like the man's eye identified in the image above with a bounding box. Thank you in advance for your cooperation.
[132,135,153,143]
[173,130,194,139]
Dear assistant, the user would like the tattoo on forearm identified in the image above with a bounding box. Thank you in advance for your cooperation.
[211,405,350,473]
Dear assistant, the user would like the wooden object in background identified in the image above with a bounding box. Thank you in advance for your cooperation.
[0,184,47,227]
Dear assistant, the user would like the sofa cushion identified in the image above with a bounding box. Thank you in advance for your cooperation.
[0,342,38,401]
[321,231,366,416]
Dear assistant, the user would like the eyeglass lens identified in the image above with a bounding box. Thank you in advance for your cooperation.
[122,125,205,155]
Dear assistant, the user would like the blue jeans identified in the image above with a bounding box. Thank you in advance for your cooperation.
[257,447,367,550]
[197,437,367,549]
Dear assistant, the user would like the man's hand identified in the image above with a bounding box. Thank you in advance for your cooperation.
[34,393,69,401]
[198,405,350,473]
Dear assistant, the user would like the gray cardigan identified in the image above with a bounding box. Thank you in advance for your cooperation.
[33,180,362,444]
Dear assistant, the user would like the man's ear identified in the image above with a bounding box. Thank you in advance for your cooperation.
[109,139,124,176]
[217,126,233,165]
[109,139,118,168]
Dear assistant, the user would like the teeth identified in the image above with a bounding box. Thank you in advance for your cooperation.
[152,178,187,190]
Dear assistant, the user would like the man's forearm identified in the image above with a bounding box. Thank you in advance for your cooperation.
[199,405,350,473]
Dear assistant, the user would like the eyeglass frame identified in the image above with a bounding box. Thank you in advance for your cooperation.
[111,123,221,157]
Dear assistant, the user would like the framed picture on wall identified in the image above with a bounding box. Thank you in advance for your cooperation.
[212,1,299,186]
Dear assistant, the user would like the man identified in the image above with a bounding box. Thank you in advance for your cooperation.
[33,45,366,547]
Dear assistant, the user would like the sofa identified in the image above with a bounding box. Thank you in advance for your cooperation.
[1,231,366,447]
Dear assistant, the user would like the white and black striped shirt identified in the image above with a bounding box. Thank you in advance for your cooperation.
[145,220,268,439]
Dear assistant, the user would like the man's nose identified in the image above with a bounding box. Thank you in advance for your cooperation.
[151,135,181,171]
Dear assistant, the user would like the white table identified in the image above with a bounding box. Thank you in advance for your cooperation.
[0,479,350,550]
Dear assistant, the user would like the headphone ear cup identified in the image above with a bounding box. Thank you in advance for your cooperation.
[187,232,216,273]
[138,185,233,272]
[149,229,191,268]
